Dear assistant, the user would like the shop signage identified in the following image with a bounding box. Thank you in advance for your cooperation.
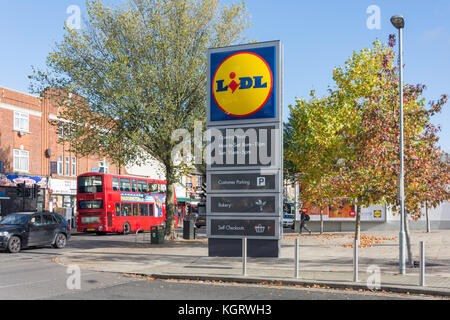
[48,178,77,195]
[208,171,279,193]
[208,217,280,239]
[208,194,280,215]
[206,41,283,257]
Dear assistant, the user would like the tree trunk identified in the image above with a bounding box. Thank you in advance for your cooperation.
[425,202,431,233]
[164,165,177,240]
[404,215,414,267]
[320,206,324,234]
[354,204,361,242]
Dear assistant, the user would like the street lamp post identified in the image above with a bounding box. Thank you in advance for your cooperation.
[391,14,406,275]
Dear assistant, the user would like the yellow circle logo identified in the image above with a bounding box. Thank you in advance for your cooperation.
[212,52,273,117]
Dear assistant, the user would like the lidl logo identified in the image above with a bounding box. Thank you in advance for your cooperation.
[374,210,382,218]
[209,44,277,122]
[213,52,273,117]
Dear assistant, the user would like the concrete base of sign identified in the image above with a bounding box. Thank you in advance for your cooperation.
[208,238,280,258]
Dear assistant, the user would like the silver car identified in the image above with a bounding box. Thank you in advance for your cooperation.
[282,212,294,228]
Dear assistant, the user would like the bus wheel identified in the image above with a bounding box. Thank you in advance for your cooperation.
[123,222,131,235]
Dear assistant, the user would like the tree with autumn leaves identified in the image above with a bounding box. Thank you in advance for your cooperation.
[285,37,449,265]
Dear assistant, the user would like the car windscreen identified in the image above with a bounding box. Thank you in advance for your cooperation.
[0,214,30,225]
[78,175,103,193]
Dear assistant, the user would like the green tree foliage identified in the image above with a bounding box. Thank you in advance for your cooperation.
[30,0,250,238]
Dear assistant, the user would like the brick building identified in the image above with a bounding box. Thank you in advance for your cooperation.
[0,86,123,218]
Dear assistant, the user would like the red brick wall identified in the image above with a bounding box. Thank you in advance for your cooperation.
[0,86,125,178]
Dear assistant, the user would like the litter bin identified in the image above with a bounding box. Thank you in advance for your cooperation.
[183,220,195,240]
[151,225,165,244]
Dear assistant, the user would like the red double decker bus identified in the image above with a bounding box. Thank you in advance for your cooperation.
[76,172,177,234]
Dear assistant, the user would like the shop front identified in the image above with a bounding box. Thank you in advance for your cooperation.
[48,178,77,227]
[0,174,47,215]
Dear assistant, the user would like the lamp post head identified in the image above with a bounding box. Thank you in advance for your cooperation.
[390,15,405,29]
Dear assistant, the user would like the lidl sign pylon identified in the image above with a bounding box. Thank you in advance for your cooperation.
[207,41,283,258]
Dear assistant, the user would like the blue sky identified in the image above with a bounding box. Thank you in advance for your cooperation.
[1,0,449,152]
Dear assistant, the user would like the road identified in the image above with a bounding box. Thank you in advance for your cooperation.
[0,230,443,300]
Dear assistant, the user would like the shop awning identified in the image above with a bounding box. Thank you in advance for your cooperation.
[0,190,10,200]
[176,197,191,203]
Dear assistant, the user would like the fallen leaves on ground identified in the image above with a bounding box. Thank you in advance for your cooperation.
[342,235,397,248]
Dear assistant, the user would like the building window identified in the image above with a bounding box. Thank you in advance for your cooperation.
[65,157,69,175]
[197,175,203,186]
[13,149,29,172]
[57,156,63,175]
[71,157,76,176]
[14,112,29,132]
[99,160,109,174]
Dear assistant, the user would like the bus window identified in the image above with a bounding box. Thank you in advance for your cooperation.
[132,204,139,216]
[121,203,132,216]
[138,180,147,193]
[159,184,167,194]
[78,175,103,193]
[120,178,131,192]
[115,203,121,217]
[78,200,103,209]
[131,180,138,193]
[112,178,120,191]
[149,203,154,216]
[148,183,158,193]
[139,203,148,216]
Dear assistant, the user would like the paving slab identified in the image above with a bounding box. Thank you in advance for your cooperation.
[56,230,450,297]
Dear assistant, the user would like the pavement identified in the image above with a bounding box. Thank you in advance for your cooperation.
[56,229,450,298]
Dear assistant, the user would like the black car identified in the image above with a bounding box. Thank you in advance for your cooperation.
[0,212,71,253]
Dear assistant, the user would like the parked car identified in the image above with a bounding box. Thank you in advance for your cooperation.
[0,212,71,253]
[282,212,294,228]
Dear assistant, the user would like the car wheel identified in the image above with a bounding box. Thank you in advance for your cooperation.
[53,233,67,249]
[123,222,131,235]
[7,236,21,253]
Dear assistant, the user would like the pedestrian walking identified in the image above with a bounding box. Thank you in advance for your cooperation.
[300,210,312,234]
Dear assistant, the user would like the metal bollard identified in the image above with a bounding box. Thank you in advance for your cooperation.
[294,238,299,278]
[420,241,425,286]
[242,237,247,276]
[135,228,144,245]
[353,239,359,282]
